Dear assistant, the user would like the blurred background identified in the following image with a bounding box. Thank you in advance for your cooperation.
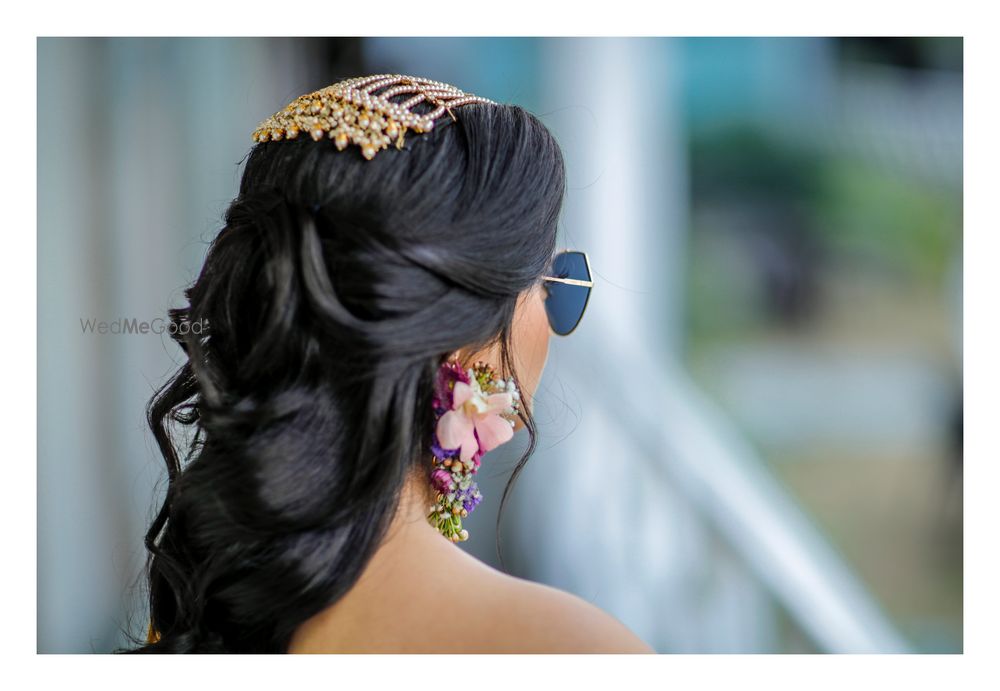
[37,37,962,653]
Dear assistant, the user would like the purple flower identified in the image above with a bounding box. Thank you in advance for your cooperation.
[456,481,483,513]
[433,359,471,412]
[430,468,454,494]
[430,434,460,461]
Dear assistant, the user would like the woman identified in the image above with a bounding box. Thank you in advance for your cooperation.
[129,75,651,653]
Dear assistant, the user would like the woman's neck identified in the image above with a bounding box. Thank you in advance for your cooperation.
[287,467,488,652]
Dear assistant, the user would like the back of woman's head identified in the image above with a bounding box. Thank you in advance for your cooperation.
[127,98,566,652]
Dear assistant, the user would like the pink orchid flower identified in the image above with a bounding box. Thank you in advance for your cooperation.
[435,379,514,464]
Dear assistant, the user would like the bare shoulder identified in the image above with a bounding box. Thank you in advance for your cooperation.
[471,569,654,653]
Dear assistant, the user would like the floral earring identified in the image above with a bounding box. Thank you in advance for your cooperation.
[427,355,521,541]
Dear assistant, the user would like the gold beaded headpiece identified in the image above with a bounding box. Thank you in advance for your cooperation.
[250,74,499,160]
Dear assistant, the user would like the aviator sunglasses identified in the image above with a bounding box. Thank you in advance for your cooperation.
[540,250,593,336]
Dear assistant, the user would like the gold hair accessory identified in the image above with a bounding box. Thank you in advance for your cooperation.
[251,74,499,160]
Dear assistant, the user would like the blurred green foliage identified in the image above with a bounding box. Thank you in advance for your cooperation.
[813,160,959,284]
[684,122,960,346]
[689,125,823,204]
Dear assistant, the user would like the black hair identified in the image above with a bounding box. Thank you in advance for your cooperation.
[121,100,566,653]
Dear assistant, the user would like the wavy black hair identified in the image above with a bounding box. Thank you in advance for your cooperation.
[121,99,566,653]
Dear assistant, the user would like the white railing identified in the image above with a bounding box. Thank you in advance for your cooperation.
[569,340,912,652]
[521,36,912,652]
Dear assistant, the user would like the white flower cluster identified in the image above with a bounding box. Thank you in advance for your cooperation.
[487,373,521,424]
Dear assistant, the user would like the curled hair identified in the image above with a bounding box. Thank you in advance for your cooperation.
[122,101,566,653]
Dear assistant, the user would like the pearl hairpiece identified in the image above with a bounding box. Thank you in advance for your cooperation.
[250,74,499,160]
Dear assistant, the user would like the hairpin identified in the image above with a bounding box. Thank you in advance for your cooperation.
[251,74,499,160]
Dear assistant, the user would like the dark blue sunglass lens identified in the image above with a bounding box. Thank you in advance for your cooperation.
[544,252,591,335]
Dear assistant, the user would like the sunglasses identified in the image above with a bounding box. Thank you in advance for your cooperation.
[540,250,593,336]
